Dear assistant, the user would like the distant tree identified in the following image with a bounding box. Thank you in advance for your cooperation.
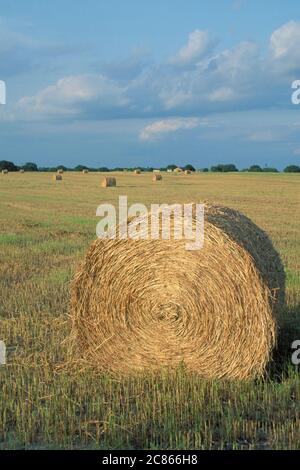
[74,165,89,171]
[211,164,238,172]
[98,167,110,172]
[22,162,38,172]
[262,167,279,173]
[0,160,18,172]
[183,164,196,172]
[248,165,263,172]
[201,168,209,172]
[224,164,238,172]
[56,165,68,172]
[284,165,300,173]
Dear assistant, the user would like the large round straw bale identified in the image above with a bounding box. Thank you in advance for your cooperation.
[101,176,116,187]
[134,169,141,174]
[82,169,89,174]
[152,174,162,182]
[70,203,285,379]
[2,169,8,174]
[57,169,64,174]
[53,174,62,181]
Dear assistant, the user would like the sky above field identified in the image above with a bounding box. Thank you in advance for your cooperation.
[1,0,300,169]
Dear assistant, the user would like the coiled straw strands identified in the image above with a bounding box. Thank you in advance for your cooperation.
[70,204,285,379]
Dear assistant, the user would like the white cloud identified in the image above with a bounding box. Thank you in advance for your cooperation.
[170,30,217,66]
[269,21,300,75]
[270,21,300,59]
[139,118,200,141]
[17,74,129,118]
[4,21,300,126]
[209,87,237,102]
[248,130,278,142]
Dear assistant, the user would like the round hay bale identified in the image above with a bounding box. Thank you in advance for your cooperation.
[101,176,116,187]
[82,169,89,174]
[53,174,62,181]
[57,169,64,174]
[152,174,162,182]
[185,170,191,175]
[2,169,8,174]
[134,169,141,174]
[70,203,285,379]
[19,169,24,173]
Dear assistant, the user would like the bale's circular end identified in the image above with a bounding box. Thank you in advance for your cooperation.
[70,204,285,379]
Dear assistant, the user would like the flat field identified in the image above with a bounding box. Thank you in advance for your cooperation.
[0,171,299,449]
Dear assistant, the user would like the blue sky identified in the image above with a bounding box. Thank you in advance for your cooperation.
[1,0,300,169]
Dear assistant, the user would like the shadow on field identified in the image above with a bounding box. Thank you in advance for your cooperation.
[268,303,300,381]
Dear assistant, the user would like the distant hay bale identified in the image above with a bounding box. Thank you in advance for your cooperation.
[153,169,160,173]
[152,174,162,182]
[19,169,24,173]
[2,169,8,174]
[70,203,285,379]
[134,169,141,174]
[174,167,183,173]
[185,170,191,175]
[53,174,62,181]
[167,169,173,173]
[101,176,116,187]
[57,169,64,174]
[82,169,89,174]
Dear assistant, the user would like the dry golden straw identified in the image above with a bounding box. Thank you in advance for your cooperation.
[53,174,62,181]
[70,203,285,379]
[153,174,162,182]
[101,176,116,187]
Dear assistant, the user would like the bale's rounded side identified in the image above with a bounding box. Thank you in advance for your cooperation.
[70,204,285,379]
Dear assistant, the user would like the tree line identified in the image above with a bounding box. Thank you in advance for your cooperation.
[0,160,299,173]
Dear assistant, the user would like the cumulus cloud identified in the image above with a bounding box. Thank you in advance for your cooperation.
[139,118,200,141]
[270,21,300,73]
[270,21,300,59]
[169,30,217,66]
[17,74,129,119]
[3,20,300,126]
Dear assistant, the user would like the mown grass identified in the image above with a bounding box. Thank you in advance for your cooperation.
[0,171,299,449]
